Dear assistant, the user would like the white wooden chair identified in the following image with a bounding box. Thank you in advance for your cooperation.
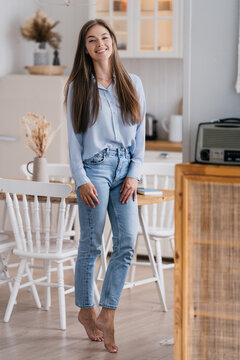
[130,162,175,311]
[0,179,95,330]
[20,163,77,239]
[97,162,175,312]
[20,163,78,307]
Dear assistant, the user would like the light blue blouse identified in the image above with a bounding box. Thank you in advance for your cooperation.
[67,73,146,189]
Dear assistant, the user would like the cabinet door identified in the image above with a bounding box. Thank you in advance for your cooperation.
[136,0,180,57]
[90,0,182,58]
[92,0,130,55]
[175,171,240,360]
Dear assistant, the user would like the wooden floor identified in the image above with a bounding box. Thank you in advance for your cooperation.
[0,257,174,360]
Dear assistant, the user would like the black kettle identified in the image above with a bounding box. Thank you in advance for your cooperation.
[145,113,157,140]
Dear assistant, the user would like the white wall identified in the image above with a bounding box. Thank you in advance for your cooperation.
[0,0,36,77]
[183,0,240,162]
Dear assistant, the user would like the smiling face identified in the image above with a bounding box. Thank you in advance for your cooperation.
[85,24,113,63]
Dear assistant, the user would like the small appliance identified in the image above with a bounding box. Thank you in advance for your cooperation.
[195,118,240,165]
[145,113,157,140]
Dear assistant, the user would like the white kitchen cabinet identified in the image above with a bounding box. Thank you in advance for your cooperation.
[0,75,69,179]
[89,0,183,58]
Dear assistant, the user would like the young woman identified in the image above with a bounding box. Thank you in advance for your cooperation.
[65,19,146,353]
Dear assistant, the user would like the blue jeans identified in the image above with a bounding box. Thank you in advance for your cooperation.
[75,147,139,309]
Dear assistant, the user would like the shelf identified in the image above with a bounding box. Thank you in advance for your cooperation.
[145,140,182,152]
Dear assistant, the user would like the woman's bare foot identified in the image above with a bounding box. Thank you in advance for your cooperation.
[96,308,118,353]
[78,308,104,341]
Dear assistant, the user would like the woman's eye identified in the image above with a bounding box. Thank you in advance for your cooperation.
[89,39,96,43]
[102,37,109,40]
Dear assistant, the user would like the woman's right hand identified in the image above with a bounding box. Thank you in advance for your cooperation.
[78,182,100,208]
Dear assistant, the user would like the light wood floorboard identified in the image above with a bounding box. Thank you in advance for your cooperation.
[0,257,174,360]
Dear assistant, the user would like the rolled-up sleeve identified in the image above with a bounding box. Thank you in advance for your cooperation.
[127,76,146,180]
[67,83,90,188]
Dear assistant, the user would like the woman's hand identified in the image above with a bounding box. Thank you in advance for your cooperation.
[120,177,138,204]
[78,182,99,208]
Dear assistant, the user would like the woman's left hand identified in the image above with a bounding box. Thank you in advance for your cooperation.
[120,177,138,204]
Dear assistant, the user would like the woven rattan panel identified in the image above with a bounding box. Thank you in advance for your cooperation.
[186,179,240,360]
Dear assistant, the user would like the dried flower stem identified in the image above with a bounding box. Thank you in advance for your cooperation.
[21,112,61,158]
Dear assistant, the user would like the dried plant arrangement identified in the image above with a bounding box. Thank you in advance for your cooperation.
[20,9,61,49]
[21,112,60,158]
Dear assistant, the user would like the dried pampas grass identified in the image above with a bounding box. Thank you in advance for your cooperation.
[21,112,61,158]
[20,9,61,49]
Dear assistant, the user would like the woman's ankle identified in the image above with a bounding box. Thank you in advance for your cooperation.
[98,308,115,321]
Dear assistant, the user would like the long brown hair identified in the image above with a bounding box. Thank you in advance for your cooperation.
[64,19,142,133]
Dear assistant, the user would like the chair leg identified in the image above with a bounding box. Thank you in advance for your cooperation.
[25,262,41,309]
[4,258,26,322]
[57,262,66,330]
[44,259,51,310]
[155,240,166,305]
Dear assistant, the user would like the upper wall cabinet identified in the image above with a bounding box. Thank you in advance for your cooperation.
[89,0,183,58]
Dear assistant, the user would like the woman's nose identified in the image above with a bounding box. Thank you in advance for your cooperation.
[97,39,103,47]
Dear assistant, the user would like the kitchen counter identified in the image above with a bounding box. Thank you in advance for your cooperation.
[146,140,182,152]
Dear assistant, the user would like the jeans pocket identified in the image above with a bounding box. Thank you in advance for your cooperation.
[84,150,107,165]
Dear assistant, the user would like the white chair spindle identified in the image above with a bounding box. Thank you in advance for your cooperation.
[13,194,27,252]
[66,205,77,234]
[45,197,51,253]
[6,194,23,251]
[64,204,70,231]
[34,195,41,253]
[22,195,33,253]
[56,198,66,253]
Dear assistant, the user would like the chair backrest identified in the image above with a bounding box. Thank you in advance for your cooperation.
[21,163,72,182]
[0,179,72,254]
[20,163,76,236]
[140,162,175,230]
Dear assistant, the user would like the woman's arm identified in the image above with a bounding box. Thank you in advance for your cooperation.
[67,83,100,208]
[121,75,146,204]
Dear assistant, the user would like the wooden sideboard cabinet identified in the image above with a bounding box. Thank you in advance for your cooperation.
[174,163,240,360]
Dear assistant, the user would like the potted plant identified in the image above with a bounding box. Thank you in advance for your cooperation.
[20,9,62,66]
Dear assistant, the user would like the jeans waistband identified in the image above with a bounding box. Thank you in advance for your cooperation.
[106,147,131,156]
